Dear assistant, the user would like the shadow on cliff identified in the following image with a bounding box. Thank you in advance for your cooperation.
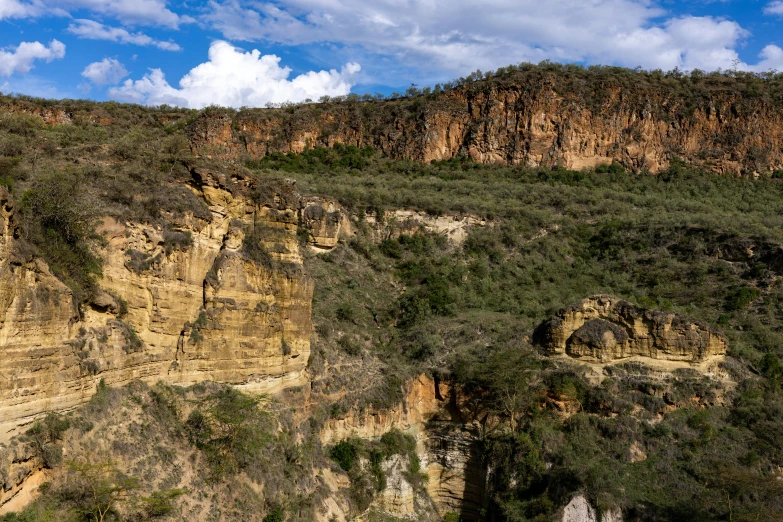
[425,380,487,521]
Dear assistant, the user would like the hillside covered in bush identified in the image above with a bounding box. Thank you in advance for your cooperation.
[1,66,783,521]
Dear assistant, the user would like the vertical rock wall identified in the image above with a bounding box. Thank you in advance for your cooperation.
[0,175,346,442]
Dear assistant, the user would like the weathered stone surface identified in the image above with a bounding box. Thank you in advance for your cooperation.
[374,454,417,518]
[300,196,346,249]
[0,442,46,515]
[561,494,623,522]
[535,295,727,362]
[0,174,345,442]
[364,209,490,245]
[563,495,597,522]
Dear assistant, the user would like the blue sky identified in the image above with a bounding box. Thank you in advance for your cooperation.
[1,0,782,107]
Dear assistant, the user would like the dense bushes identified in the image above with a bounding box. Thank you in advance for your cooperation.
[241,223,275,268]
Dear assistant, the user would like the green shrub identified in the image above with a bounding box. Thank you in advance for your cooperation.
[24,413,70,468]
[725,286,760,311]
[139,488,186,517]
[163,228,193,254]
[125,249,161,273]
[242,224,274,268]
[0,132,26,157]
[336,302,357,322]
[330,440,358,472]
[0,113,43,136]
[760,354,783,388]
[262,508,284,522]
[379,429,416,457]
[117,320,144,353]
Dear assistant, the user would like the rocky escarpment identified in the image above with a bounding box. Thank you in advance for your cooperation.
[0,171,347,443]
[535,295,727,363]
[187,73,783,174]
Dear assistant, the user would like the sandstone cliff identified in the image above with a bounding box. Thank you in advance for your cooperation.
[535,295,728,363]
[0,170,347,442]
[187,71,783,174]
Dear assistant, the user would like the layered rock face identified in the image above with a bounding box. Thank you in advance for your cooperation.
[322,375,486,521]
[0,171,346,442]
[535,295,727,363]
[188,78,783,174]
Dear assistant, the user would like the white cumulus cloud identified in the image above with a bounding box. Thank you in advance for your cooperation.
[67,19,181,51]
[748,45,783,72]
[203,0,781,75]
[81,58,128,85]
[0,39,65,77]
[109,40,361,108]
[764,1,783,16]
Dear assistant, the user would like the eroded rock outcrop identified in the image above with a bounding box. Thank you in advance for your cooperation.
[535,295,727,363]
[364,209,490,245]
[0,172,347,442]
[322,375,486,521]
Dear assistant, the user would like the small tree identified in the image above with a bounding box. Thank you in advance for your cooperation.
[25,413,70,468]
[66,460,141,522]
[139,488,186,519]
[186,388,271,479]
[453,347,540,434]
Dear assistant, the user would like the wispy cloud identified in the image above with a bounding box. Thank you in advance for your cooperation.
[0,0,42,20]
[764,1,783,16]
[48,0,190,27]
[67,19,181,51]
[203,0,778,74]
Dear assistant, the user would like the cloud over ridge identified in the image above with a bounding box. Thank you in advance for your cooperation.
[109,40,360,108]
